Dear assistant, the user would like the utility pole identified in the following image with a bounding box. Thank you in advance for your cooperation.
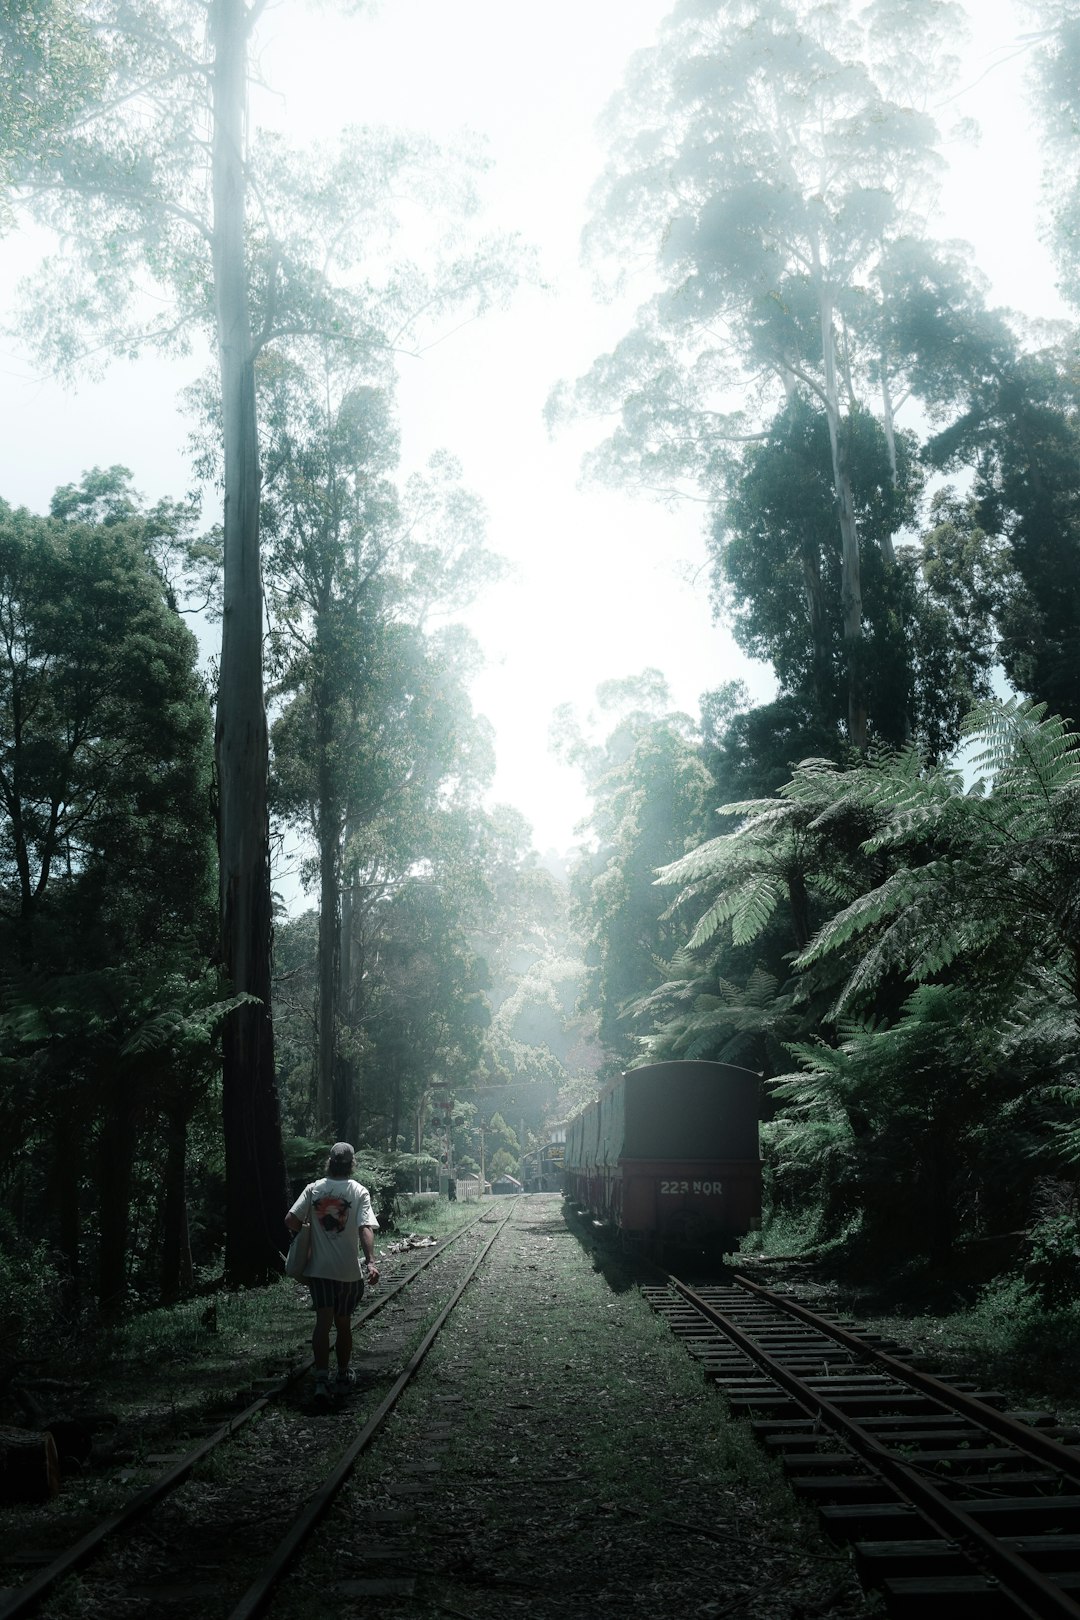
[430,1081,454,1199]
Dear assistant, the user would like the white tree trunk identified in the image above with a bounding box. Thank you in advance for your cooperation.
[819,288,868,751]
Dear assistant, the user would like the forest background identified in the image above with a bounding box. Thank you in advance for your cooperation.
[3,0,1080,1347]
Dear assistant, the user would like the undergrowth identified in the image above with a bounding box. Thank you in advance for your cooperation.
[884,1273,1080,1409]
[390,1191,483,1238]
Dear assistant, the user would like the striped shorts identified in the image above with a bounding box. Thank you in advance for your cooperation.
[307,1276,364,1316]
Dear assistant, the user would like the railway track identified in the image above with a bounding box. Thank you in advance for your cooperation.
[0,1201,516,1620]
[644,1270,1080,1619]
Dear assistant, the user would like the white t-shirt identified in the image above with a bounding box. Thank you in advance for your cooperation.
[288,1176,379,1282]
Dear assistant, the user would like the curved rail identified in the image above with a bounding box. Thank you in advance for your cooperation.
[0,1205,496,1620]
[651,1271,1080,1620]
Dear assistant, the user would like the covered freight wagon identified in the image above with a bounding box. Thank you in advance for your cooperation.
[563,1060,761,1251]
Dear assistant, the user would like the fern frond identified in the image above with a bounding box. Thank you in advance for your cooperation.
[655,834,733,888]
[796,860,951,969]
[730,874,784,945]
[745,966,780,1007]
[684,894,731,951]
[966,698,1080,803]
[686,873,783,950]
[119,992,258,1057]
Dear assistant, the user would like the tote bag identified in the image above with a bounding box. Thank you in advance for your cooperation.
[285,1192,313,1278]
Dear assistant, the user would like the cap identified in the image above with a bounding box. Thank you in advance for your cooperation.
[328,1141,355,1164]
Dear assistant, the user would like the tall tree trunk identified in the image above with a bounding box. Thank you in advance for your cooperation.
[337,828,360,1138]
[878,362,913,743]
[314,633,340,1132]
[98,1078,136,1313]
[50,1112,80,1295]
[798,542,833,721]
[878,361,900,566]
[160,1097,194,1305]
[317,831,339,1132]
[210,0,287,1286]
[819,291,868,751]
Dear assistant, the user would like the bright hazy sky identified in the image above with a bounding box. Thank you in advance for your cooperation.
[0,0,1067,872]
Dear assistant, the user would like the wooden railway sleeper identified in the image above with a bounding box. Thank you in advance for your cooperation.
[666,1275,1080,1620]
[732,1274,1080,1485]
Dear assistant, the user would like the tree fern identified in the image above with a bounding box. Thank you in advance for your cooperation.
[793,701,1080,1021]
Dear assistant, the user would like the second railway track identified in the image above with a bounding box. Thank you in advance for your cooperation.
[0,1201,517,1620]
[645,1269,1080,1620]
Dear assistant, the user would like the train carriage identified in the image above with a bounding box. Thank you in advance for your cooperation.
[563,1059,761,1252]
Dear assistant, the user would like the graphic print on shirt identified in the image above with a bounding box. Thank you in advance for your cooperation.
[314,1190,352,1236]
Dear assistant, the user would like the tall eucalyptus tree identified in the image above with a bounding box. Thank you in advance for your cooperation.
[552,0,964,749]
[2,4,520,1281]
[0,0,290,1280]
[1024,1,1080,306]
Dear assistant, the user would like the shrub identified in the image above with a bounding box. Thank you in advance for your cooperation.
[0,1230,72,1365]
[1022,1214,1080,1310]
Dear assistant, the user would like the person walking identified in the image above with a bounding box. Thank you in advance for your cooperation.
[285,1142,380,1403]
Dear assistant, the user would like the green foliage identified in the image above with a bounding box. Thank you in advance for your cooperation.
[715,399,995,756]
[0,1,106,225]
[797,701,1080,1046]
[282,1135,402,1224]
[0,491,213,946]
[631,700,1080,1261]
[558,0,958,480]
[0,1221,71,1365]
[718,398,931,747]
[251,346,509,1145]
[772,983,1020,1260]
[1022,1214,1080,1311]
[557,674,715,1067]
[551,0,983,751]
[5,7,525,383]
[0,478,218,1308]
[390,1193,459,1233]
[1026,2,1080,308]
[633,956,802,1070]
[658,755,883,958]
[0,0,532,1296]
[897,1267,1080,1405]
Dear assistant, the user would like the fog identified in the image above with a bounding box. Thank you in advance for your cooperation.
[0,0,1063,858]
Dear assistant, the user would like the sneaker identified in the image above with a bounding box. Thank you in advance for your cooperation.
[313,1374,331,1404]
[335,1367,356,1394]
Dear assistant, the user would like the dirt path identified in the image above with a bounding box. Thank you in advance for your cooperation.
[275,1195,877,1620]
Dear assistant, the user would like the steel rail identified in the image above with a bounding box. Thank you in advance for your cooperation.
[226,1198,519,1620]
[668,1273,1080,1620]
[733,1271,1080,1489]
[0,1206,492,1620]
